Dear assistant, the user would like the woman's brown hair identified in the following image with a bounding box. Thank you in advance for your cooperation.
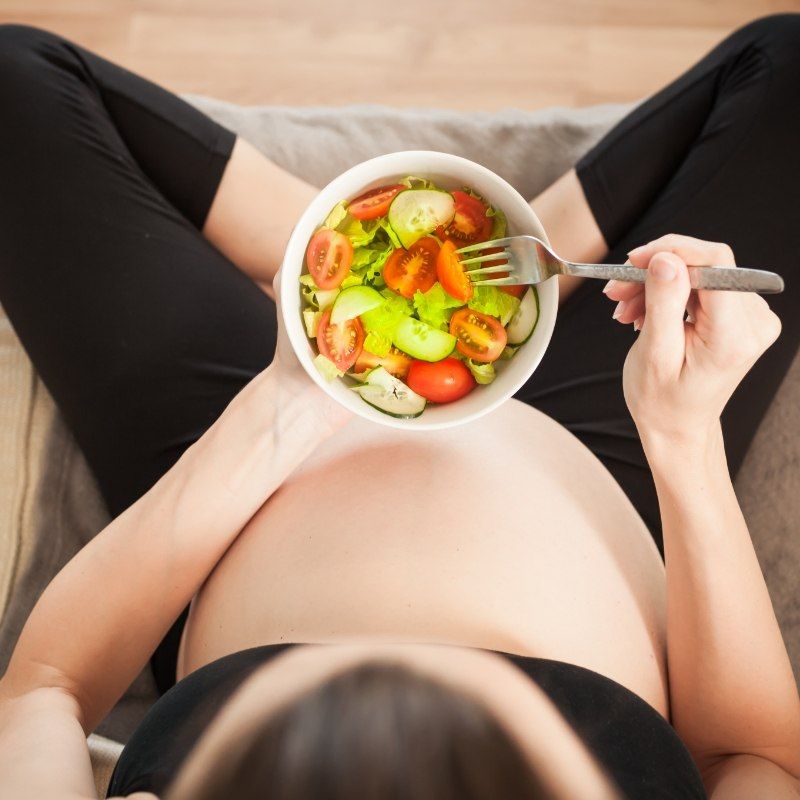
[168,662,556,800]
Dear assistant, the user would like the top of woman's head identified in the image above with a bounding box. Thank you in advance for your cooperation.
[166,661,556,800]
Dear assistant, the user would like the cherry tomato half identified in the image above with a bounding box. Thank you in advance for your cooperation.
[407,357,476,403]
[316,307,364,371]
[499,282,527,298]
[436,240,472,303]
[306,229,353,290]
[383,236,440,299]
[348,184,405,221]
[355,346,412,380]
[449,307,507,363]
[436,190,492,246]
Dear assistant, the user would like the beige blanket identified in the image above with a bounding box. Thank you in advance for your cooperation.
[1,98,797,753]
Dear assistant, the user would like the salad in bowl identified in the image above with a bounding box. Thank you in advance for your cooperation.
[299,176,539,419]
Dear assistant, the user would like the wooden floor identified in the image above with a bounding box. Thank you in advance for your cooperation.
[1,0,799,110]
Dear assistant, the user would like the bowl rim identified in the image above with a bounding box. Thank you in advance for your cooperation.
[279,149,558,431]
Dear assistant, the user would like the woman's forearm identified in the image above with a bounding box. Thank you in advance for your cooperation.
[643,424,800,778]
[1,366,334,732]
[203,138,319,300]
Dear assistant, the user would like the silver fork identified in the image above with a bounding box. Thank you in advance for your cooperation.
[456,235,785,294]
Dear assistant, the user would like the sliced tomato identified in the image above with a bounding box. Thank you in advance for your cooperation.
[435,190,492,246]
[436,240,472,303]
[499,282,526,298]
[355,346,412,380]
[407,357,475,404]
[479,246,508,268]
[306,229,353,290]
[316,307,364,371]
[383,236,440,299]
[449,307,507,363]
[348,184,405,221]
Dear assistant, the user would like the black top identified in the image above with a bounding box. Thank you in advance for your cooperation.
[107,645,706,799]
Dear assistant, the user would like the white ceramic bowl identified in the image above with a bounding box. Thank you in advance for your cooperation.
[280,150,558,431]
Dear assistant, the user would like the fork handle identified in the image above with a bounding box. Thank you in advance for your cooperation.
[563,262,784,294]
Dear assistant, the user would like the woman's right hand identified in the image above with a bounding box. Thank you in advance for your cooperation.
[605,234,782,447]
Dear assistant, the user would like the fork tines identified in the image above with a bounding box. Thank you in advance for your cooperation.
[454,238,515,281]
[455,237,515,254]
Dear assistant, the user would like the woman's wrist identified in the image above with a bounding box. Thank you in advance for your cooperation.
[221,363,344,452]
[639,419,726,477]
[255,360,353,437]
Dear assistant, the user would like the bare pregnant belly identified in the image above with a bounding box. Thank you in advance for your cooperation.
[179,398,669,715]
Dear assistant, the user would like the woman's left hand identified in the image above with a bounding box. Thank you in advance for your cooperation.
[604,234,782,446]
[267,267,354,435]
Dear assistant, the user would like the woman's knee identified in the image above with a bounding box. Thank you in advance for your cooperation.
[726,13,800,60]
[0,25,71,93]
[0,23,62,58]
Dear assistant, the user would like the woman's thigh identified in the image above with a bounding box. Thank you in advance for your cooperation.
[0,25,277,519]
[514,15,800,551]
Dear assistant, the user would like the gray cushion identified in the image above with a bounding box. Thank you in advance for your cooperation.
[0,98,796,748]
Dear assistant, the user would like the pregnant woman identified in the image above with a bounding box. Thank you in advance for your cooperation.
[0,15,798,800]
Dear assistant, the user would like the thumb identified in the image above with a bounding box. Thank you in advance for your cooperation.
[272,267,283,301]
[639,251,691,367]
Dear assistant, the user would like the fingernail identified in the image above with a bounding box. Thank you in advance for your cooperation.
[627,245,646,257]
[650,258,677,282]
[602,280,617,295]
[612,300,625,320]
[633,316,643,332]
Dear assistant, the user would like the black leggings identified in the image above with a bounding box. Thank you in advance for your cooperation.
[0,17,798,695]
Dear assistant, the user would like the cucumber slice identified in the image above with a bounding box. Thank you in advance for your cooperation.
[330,285,383,324]
[388,189,455,249]
[506,287,539,345]
[392,316,456,362]
[353,366,427,418]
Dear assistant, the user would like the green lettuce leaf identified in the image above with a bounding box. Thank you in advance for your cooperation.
[320,199,389,248]
[459,185,487,203]
[303,309,322,338]
[500,344,520,360]
[400,175,439,191]
[340,273,363,290]
[339,216,381,248]
[378,218,403,249]
[465,358,496,385]
[300,285,317,308]
[322,201,348,230]
[412,282,464,330]
[363,330,392,357]
[360,289,414,341]
[350,237,394,286]
[467,285,520,325]
[380,287,411,303]
[299,273,322,308]
[487,207,507,239]
[299,273,340,310]
[314,353,344,381]
[365,252,391,286]
[351,246,380,271]
[299,272,363,310]
[299,274,316,287]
